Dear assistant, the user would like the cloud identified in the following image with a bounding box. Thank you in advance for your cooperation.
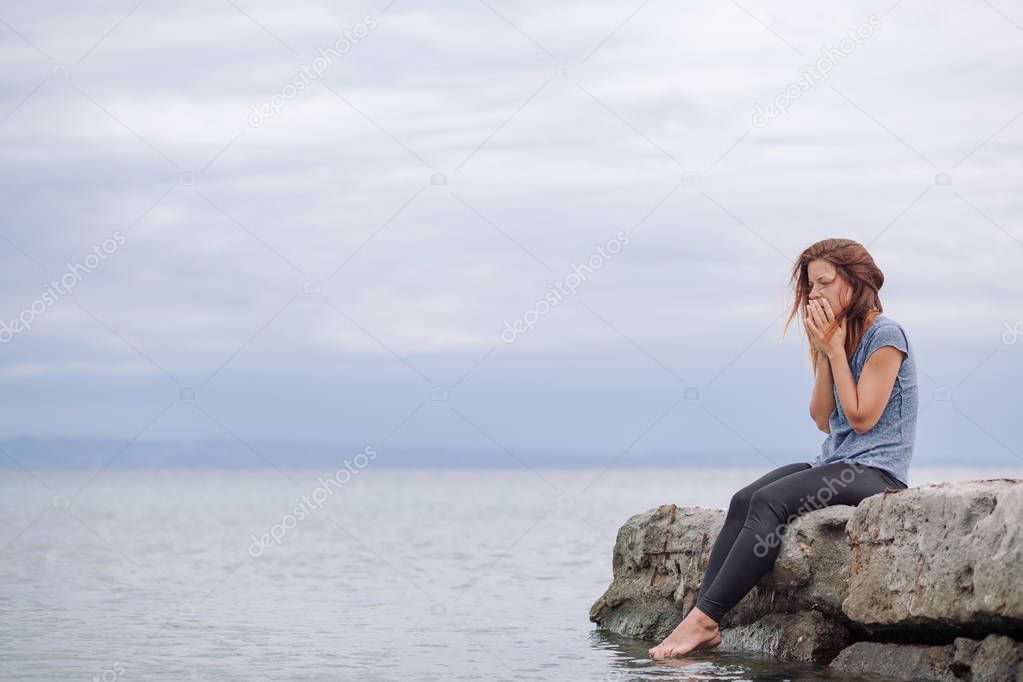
[0,1,1019,462]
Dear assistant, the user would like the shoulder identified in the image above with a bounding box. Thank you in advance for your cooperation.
[865,315,910,357]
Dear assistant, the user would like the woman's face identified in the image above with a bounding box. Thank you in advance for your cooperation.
[806,259,850,314]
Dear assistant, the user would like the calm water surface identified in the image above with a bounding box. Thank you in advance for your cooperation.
[0,465,1012,680]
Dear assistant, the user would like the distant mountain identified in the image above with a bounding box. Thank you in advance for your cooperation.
[0,437,997,469]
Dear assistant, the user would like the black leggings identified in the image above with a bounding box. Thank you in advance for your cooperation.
[694,460,906,624]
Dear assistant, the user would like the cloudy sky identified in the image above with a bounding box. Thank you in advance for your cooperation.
[1,0,1021,469]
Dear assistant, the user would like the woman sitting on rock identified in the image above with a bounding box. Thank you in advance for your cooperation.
[649,238,918,659]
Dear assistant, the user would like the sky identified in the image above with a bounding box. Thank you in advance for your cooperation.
[0,0,1021,469]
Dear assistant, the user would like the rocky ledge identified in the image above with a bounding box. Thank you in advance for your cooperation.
[589,478,1022,680]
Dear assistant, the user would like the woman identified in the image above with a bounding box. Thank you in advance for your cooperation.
[649,238,918,659]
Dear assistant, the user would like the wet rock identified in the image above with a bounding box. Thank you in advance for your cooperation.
[720,610,852,663]
[591,479,1023,670]
[828,633,1023,681]
[587,504,720,641]
[588,503,856,644]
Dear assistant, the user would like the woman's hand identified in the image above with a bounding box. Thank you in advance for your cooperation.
[806,299,846,359]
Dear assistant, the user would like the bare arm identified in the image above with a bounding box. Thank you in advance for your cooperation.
[828,345,904,434]
[809,350,836,433]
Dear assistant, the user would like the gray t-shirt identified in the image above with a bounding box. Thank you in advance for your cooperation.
[811,314,918,487]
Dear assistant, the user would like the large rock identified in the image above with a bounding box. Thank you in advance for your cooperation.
[588,505,722,641]
[592,480,1023,669]
[828,634,1023,681]
[843,479,1023,638]
[588,502,857,643]
[719,610,852,663]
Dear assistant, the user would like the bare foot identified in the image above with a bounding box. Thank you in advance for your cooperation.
[648,607,722,659]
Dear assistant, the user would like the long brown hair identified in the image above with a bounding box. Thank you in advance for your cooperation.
[782,238,883,375]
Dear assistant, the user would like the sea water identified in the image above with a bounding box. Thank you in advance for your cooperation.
[0,465,1011,680]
